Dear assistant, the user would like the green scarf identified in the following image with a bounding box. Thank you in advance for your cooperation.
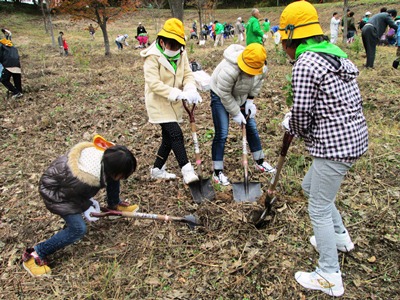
[156,43,181,72]
[295,38,348,60]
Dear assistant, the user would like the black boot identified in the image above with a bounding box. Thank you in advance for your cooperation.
[393,60,399,69]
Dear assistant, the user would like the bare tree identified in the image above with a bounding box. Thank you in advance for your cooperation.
[142,0,167,35]
[39,0,56,48]
[342,0,349,44]
[168,0,184,21]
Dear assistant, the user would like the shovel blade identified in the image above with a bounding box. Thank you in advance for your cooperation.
[232,182,262,202]
[188,178,215,204]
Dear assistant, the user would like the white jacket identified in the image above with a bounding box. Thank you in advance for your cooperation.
[210,44,267,116]
[140,41,196,123]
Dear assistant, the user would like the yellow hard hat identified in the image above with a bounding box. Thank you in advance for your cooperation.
[158,18,186,46]
[278,0,323,41]
[237,43,267,76]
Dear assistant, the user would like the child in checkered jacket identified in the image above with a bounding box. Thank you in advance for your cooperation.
[278,1,368,297]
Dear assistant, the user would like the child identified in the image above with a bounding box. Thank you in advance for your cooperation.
[62,35,69,56]
[88,24,95,40]
[209,43,275,186]
[140,18,202,184]
[115,34,129,50]
[0,38,23,98]
[22,140,138,277]
[278,1,368,296]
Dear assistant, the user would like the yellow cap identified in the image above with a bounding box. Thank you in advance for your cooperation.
[278,0,323,41]
[158,18,186,46]
[237,43,267,76]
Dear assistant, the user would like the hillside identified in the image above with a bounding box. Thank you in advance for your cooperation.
[0,1,399,299]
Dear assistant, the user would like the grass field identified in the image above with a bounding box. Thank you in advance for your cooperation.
[0,1,399,299]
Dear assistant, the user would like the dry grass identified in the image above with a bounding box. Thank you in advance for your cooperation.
[0,2,399,299]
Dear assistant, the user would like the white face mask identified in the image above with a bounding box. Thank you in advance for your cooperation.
[164,48,180,57]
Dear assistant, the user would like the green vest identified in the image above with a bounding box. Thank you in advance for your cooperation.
[246,16,264,45]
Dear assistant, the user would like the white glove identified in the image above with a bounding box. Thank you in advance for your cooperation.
[232,113,247,125]
[83,206,100,222]
[186,91,203,104]
[176,91,189,101]
[263,34,268,39]
[89,198,100,211]
[282,112,292,131]
[245,100,257,118]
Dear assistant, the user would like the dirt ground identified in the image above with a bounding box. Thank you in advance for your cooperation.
[0,3,399,299]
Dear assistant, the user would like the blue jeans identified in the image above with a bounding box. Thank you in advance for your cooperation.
[210,90,263,170]
[302,158,352,273]
[34,213,87,259]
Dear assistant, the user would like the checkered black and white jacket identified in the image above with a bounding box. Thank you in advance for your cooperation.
[289,51,368,163]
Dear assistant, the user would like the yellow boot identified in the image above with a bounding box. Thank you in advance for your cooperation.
[22,249,51,277]
[111,201,139,213]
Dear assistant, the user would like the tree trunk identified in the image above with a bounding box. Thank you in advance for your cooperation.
[343,0,348,44]
[40,0,48,34]
[95,8,111,56]
[168,0,184,21]
[47,11,56,48]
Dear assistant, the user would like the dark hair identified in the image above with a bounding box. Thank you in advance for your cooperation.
[265,18,269,22]
[102,145,136,180]
[349,11,355,17]
[387,9,397,18]
[333,12,338,17]
[59,31,64,35]
[380,7,387,13]
[286,35,329,49]
[157,36,184,49]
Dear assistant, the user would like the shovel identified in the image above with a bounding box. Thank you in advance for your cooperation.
[183,101,215,203]
[254,131,294,228]
[232,122,262,202]
[91,207,202,230]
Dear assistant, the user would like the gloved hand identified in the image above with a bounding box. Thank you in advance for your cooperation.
[232,113,247,125]
[83,206,100,222]
[245,100,257,118]
[176,91,189,101]
[263,34,268,39]
[282,112,292,131]
[89,198,100,211]
[186,91,203,104]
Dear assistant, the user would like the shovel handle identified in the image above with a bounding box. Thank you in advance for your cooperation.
[183,100,196,123]
[92,209,201,227]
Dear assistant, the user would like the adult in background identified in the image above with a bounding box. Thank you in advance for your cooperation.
[278,1,368,296]
[342,11,357,43]
[0,38,23,98]
[246,8,267,45]
[330,12,340,44]
[234,17,244,44]
[137,22,147,36]
[213,20,224,47]
[209,43,275,185]
[361,9,398,68]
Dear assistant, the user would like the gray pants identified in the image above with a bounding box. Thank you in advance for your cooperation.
[361,25,379,68]
[302,158,352,273]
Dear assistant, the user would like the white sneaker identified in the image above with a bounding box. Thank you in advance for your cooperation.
[255,161,276,173]
[181,163,199,184]
[213,171,230,186]
[310,230,354,253]
[150,165,176,180]
[295,268,344,297]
